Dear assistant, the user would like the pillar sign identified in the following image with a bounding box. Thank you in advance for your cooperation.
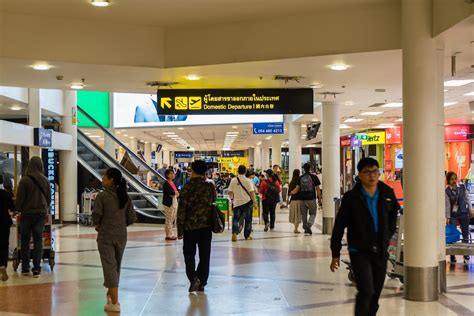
[44,149,57,218]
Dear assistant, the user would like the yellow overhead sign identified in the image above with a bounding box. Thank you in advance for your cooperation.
[361,131,386,145]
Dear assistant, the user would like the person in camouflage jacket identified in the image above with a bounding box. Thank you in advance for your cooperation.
[177,160,216,293]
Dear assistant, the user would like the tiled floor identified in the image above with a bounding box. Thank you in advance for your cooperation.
[0,209,473,316]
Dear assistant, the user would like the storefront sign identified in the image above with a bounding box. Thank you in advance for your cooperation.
[351,136,362,147]
[340,136,351,147]
[361,131,386,145]
[45,149,57,217]
[223,151,245,157]
[355,133,369,141]
[175,152,194,159]
[386,127,403,144]
[34,128,53,148]
[445,125,471,141]
[253,122,284,134]
[156,88,314,115]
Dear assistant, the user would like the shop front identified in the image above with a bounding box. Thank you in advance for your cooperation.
[444,125,472,180]
[383,127,403,199]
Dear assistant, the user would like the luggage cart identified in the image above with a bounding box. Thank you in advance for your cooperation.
[79,189,100,226]
[12,214,55,272]
[342,210,405,284]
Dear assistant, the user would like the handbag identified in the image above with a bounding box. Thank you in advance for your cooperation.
[445,224,461,244]
[209,203,225,233]
[236,176,253,206]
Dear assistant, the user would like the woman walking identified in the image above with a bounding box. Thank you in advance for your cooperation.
[259,169,281,232]
[163,169,179,240]
[288,169,302,233]
[92,168,136,313]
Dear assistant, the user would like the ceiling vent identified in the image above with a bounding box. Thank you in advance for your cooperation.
[375,89,386,93]
[273,75,304,84]
[146,81,180,88]
[369,103,385,108]
[316,91,343,98]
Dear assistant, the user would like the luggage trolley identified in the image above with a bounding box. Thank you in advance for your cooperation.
[79,189,101,226]
[12,214,55,272]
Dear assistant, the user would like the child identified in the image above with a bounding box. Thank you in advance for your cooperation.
[92,168,136,313]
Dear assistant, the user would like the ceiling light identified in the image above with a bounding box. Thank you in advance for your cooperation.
[99,138,104,141]
[185,74,201,81]
[232,125,238,129]
[381,102,403,108]
[116,131,121,134]
[130,136,135,139]
[226,132,239,135]
[31,63,52,71]
[145,141,149,144]
[464,91,474,96]
[123,134,128,137]
[257,141,262,145]
[89,135,101,138]
[329,63,349,71]
[344,101,355,106]
[444,102,458,107]
[311,118,319,122]
[178,127,184,130]
[360,111,383,116]
[444,89,448,92]
[444,123,451,126]
[395,118,403,122]
[309,83,324,88]
[121,129,127,132]
[266,136,272,140]
[444,80,474,87]
[344,118,364,123]
[70,83,85,90]
[84,132,91,135]
[340,124,351,129]
[140,139,145,142]
[91,0,111,7]
[375,124,396,128]
[9,105,23,111]
[163,132,176,135]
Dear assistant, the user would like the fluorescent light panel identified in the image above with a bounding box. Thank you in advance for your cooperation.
[360,111,383,116]
[444,80,474,87]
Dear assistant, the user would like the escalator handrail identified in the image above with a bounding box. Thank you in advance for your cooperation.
[77,130,160,197]
[77,105,167,183]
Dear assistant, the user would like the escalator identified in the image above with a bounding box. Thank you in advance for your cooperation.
[77,106,166,223]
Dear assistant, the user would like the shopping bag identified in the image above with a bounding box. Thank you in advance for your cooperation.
[445,224,461,244]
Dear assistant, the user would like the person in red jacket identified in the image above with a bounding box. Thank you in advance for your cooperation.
[259,169,281,231]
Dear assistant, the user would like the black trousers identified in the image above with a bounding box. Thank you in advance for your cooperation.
[20,213,46,272]
[0,224,10,267]
[350,252,387,316]
[262,200,277,229]
[183,227,212,286]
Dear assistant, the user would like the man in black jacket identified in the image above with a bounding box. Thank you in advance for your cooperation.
[330,158,400,316]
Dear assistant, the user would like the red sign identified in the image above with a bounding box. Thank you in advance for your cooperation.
[445,125,470,142]
[386,127,403,144]
[340,136,351,147]
[385,160,393,171]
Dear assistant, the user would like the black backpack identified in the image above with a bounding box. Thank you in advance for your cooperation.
[265,180,280,204]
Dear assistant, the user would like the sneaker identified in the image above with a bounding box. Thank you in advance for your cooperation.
[104,303,121,313]
[245,236,253,240]
[232,234,237,242]
[189,278,201,293]
[0,266,8,281]
[197,285,205,292]
[32,270,41,278]
[264,224,269,232]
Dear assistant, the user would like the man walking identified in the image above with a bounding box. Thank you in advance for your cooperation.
[330,158,400,316]
[228,165,257,242]
[177,160,216,292]
[290,163,322,235]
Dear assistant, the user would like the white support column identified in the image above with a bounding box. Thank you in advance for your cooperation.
[144,142,152,184]
[402,0,439,301]
[248,148,255,167]
[436,48,447,293]
[271,134,283,167]
[163,149,171,167]
[288,122,302,174]
[254,145,262,172]
[59,90,78,222]
[322,101,340,235]
[28,89,42,158]
[129,138,138,153]
[262,140,271,171]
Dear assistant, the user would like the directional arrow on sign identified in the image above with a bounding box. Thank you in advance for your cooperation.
[160,97,172,109]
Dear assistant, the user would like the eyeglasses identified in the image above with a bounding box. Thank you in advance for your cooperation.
[359,169,380,176]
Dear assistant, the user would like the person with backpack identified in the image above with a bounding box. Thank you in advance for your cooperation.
[290,163,321,235]
[259,169,281,232]
[0,174,15,281]
[445,171,472,264]
[163,169,179,240]
[15,156,51,278]
[92,168,136,313]
[228,165,257,242]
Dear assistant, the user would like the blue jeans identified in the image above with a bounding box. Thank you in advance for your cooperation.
[232,203,252,238]
[20,213,45,272]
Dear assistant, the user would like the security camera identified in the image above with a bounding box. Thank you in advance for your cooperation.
[56,75,64,81]
[187,146,191,150]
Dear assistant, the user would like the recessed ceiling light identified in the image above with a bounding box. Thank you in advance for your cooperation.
[309,83,324,88]
[121,129,127,132]
[91,0,111,7]
[444,102,458,107]
[381,102,403,108]
[444,89,448,92]
[395,118,403,122]
[31,63,52,71]
[344,101,355,106]
[129,136,135,139]
[375,124,396,128]
[89,135,101,138]
[329,63,349,71]
[464,91,474,96]
[70,83,85,90]
[266,136,272,140]
[344,118,364,123]
[340,124,351,129]
[311,118,319,122]
[444,80,474,87]
[84,132,91,135]
[123,134,128,137]
[185,74,201,81]
[360,111,383,116]
[257,141,262,145]
[163,132,176,135]
[178,127,184,130]
[140,139,145,142]
[10,105,23,111]
[116,131,121,134]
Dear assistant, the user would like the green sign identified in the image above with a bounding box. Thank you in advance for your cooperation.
[156,88,314,115]
[215,198,229,212]
[77,91,110,128]
[356,133,368,141]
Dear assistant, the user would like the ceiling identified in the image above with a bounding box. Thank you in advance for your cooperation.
[0,0,392,28]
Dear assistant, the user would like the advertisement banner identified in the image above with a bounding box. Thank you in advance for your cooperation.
[340,136,351,147]
[386,127,403,144]
[156,88,314,115]
[114,93,284,128]
[445,125,470,142]
[351,136,362,147]
[445,142,471,179]
[361,131,386,145]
